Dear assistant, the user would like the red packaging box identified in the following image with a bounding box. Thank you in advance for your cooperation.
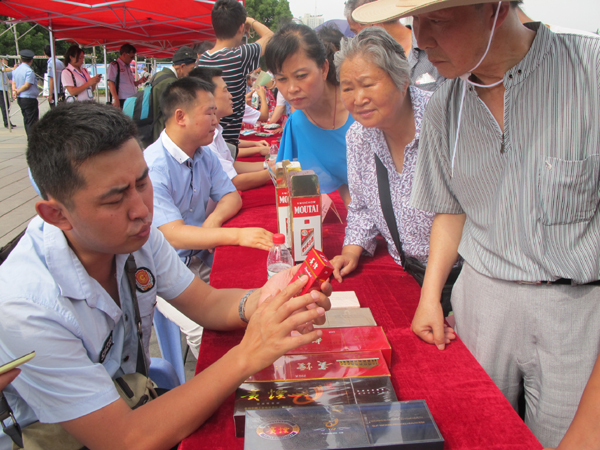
[286,327,392,366]
[289,248,334,296]
[246,350,391,382]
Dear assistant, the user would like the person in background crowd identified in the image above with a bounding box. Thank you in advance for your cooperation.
[345,0,444,91]
[190,67,271,191]
[266,24,353,205]
[0,58,15,128]
[354,0,600,447]
[44,45,65,109]
[107,43,148,109]
[245,82,269,122]
[267,88,289,125]
[144,77,273,357]
[11,49,39,139]
[0,101,330,450]
[198,0,273,147]
[236,104,271,158]
[61,45,101,103]
[150,45,198,145]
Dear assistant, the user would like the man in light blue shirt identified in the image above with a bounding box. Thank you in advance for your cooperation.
[0,58,15,128]
[11,49,38,138]
[0,101,329,450]
[44,44,65,108]
[144,77,273,356]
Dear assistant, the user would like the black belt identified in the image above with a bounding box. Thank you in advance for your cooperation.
[549,279,600,286]
[516,279,600,286]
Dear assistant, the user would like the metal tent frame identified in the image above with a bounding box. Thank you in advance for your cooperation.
[0,0,219,105]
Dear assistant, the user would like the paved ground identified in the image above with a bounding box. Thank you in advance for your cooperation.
[0,97,198,381]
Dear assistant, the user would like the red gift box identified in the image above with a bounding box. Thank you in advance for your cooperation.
[289,248,333,296]
[286,327,392,366]
[246,350,391,382]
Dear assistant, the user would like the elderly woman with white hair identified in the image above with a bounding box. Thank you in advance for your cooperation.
[331,27,456,315]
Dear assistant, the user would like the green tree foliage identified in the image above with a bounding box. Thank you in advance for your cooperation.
[245,0,293,36]
[0,18,118,75]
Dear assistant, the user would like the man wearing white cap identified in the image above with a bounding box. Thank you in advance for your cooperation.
[354,1,600,448]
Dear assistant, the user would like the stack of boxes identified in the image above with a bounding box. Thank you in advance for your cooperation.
[251,159,444,449]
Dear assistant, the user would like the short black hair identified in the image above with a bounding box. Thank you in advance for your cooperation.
[43,45,51,57]
[27,102,138,206]
[211,0,246,39]
[188,66,223,85]
[193,41,214,55]
[266,23,340,86]
[64,44,83,65]
[20,57,33,64]
[119,43,136,55]
[160,77,216,121]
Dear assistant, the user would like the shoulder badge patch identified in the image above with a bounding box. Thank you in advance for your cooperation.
[135,267,155,293]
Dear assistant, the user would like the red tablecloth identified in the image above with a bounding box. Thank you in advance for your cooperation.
[180,186,542,450]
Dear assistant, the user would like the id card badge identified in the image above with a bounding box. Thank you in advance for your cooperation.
[87,87,93,99]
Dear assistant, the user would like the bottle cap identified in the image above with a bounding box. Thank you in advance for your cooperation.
[273,233,285,245]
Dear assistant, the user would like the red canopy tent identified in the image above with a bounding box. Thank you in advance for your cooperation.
[0,0,222,103]
[0,0,218,57]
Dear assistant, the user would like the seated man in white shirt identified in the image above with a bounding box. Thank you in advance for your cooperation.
[0,101,330,450]
[190,67,271,191]
[235,104,271,158]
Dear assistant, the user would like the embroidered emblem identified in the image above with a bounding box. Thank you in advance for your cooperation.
[135,267,155,292]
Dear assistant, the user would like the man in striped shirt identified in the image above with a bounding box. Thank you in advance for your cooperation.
[354,0,600,448]
[198,0,273,146]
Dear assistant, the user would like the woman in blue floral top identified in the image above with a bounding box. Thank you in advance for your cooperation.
[330,27,436,282]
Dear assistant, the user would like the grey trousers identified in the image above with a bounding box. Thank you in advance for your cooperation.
[452,263,600,448]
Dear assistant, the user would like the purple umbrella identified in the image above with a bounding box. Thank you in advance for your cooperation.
[315,19,355,37]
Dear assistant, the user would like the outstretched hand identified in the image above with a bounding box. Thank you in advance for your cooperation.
[260,265,332,327]
[239,275,328,373]
[237,227,273,251]
[330,253,359,283]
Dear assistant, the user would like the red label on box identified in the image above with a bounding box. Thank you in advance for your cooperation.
[286,327,392,366]
[276,187,289,207]
[292,197,320,217]
[247,351,390,382]
[300,228,314,255]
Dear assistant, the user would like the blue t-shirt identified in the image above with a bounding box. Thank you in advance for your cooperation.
[276,110,353,194]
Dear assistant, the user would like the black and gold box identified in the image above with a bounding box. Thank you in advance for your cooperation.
[244,401,444,450]
[234,376,397,437]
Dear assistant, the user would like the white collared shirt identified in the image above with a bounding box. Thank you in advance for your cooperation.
[207,124,238,180]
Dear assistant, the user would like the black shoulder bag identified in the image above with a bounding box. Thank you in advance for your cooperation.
[374,154,460,316]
